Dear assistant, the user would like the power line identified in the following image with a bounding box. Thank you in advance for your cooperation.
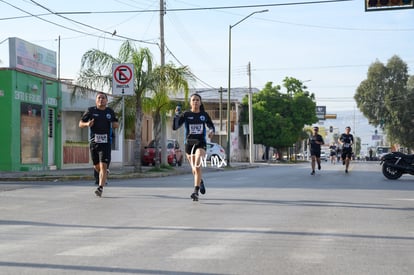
[164,44,216,89]
[27,0,158,45]
[0,0,100,38]
[0,0,158,45]
[253,61,414,73]
[50,0,354,15]
[0,12,51,21]
[6,0,402,91]
[317,97,355,102]
[262,17,414,32]
[0,0,355,22]
[1,0,203,87]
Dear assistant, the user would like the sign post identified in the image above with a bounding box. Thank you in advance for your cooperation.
[112,63,134,168]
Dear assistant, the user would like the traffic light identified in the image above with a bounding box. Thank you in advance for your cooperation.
[366,0,414,11]
[329,126,333,133]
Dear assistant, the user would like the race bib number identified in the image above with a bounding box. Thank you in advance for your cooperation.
[189,124,203,135]
[95,134,108,143]
[344,143,351,148]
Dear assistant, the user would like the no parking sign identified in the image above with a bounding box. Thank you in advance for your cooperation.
[112,63,134,95]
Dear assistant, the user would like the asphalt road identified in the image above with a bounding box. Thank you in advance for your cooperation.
[0,161,413,275]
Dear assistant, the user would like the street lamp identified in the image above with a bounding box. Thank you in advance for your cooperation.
[227,9,268,167]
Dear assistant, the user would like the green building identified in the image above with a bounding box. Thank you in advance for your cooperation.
[0,37,62,171]
[0,68,61,171]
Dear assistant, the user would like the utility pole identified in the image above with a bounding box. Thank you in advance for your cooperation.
[160,0,165,67]
[160,0,168,166]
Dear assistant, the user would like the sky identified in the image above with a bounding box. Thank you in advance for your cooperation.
[0,1,413,115]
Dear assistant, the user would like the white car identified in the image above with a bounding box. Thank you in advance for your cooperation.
[206,142,226,161]
[320,151,328,161]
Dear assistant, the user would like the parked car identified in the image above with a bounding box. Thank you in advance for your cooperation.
[320,151,328,161]
[142,139,183,166]
[206,142,226,161]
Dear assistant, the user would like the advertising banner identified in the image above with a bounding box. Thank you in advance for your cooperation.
[9,37,57,78]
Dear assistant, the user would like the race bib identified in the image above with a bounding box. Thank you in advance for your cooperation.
[189,124,203,135]
[95,134,108,143]
[344,143,351,148]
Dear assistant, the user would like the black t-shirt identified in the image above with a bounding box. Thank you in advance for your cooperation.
[81,106,118,143]
[309,134,324,152]
[339,133,354,151]
[173,110,215,143]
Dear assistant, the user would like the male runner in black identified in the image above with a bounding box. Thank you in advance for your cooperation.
[338,126,354,173]
[309,126,324,175]
[79,92,119,197]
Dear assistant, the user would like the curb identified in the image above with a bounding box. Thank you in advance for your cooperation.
[0,164,258,182]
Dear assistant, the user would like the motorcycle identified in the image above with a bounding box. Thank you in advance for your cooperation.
[380,152,414,180]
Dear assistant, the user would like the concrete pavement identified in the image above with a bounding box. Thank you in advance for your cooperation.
[1,161,412,275]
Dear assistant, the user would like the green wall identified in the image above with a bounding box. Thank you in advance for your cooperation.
[0,70,13,170]
[0,69,61,171]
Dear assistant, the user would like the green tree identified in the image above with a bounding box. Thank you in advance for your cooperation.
[355,136,361,157]
[355,55,414,149]
[75,41,153,172]
[143,63,193,168]
[241,78,317,159]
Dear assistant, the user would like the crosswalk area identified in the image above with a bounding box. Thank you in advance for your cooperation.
[0,185,287,274]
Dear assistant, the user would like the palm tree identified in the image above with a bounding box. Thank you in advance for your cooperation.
[143,63,193,168]
[75,40,153,172]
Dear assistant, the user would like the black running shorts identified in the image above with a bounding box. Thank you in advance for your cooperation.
[185,141,206,155]
[90,142,111,165]
[310,150,321,158]
[342,149,352,160]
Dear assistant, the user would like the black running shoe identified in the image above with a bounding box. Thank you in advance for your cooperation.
[200,180,206,195]
[318,163,321,170]
[345,169,348,173]
[191,192,199,201]
[311,171,315,175]
[95,187,103,197]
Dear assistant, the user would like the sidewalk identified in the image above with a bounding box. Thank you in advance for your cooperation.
[0,162,259,182]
